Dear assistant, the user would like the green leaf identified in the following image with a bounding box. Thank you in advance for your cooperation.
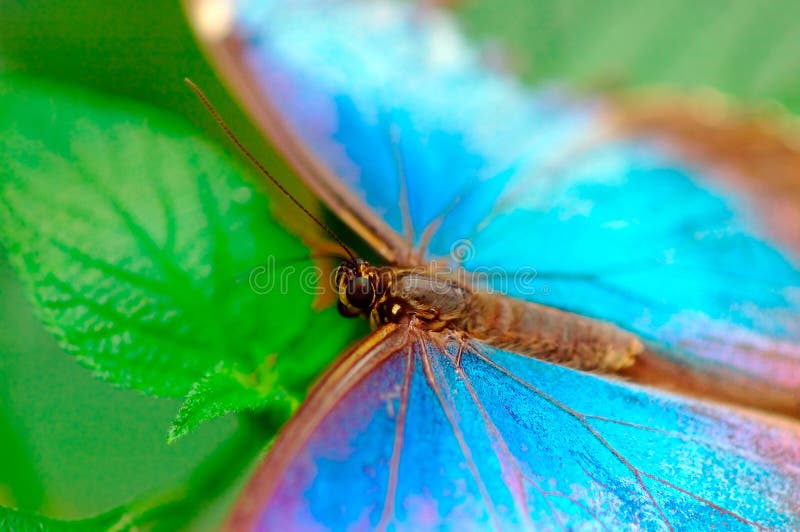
[169,307,364,440]
[0,251,239,519]
[168,359,296,442]
[0,74,358,412]
[0,506,124,532]
[457,0,800,113]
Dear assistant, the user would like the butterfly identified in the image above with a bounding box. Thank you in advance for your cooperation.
[188,0,800,529]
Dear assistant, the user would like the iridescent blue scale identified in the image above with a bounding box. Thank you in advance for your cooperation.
[244,329,800,530]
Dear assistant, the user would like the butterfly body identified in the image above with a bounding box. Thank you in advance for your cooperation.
[338,259,643,371]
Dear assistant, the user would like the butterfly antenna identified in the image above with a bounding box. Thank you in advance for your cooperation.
[184,77,357,262]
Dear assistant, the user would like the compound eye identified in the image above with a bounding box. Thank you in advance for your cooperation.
[335,264,350,287]
[345,276,375,309]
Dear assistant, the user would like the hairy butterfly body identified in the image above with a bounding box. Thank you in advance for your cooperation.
[336,259,641,371]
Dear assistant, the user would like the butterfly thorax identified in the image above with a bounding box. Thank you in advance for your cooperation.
[336,259,643,372]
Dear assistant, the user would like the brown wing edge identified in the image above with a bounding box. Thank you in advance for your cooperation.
[225,324,412,530]
[620,349,800,420]
[611,89,800,256]
[183,0,414,266]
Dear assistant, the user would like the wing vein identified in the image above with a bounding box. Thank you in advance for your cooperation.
[470,346,674,530]
[472,345,785,528]
[584,414,800,474]
[377,346,415,529]
[456,350,539,530]
[380,114,415,253]
[417,335,502,531]
[640,471,768,530]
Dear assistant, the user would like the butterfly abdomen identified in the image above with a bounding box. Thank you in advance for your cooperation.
[461,292,643,372]
[377,267,642,372]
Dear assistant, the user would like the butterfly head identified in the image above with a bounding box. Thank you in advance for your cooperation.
[335,258,384,319]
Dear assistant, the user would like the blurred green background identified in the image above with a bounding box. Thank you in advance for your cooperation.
[0,0,798,528]
[461,0,800,112]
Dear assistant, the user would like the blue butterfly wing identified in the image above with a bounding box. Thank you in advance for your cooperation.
[229,0,598,247]
[191,0,800,527]
[212,0,800,413]
[229,325,800,530]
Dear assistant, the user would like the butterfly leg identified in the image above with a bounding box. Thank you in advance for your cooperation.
[439,328,474,370]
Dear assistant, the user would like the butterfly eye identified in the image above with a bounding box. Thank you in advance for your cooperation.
[345,276,375,310]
